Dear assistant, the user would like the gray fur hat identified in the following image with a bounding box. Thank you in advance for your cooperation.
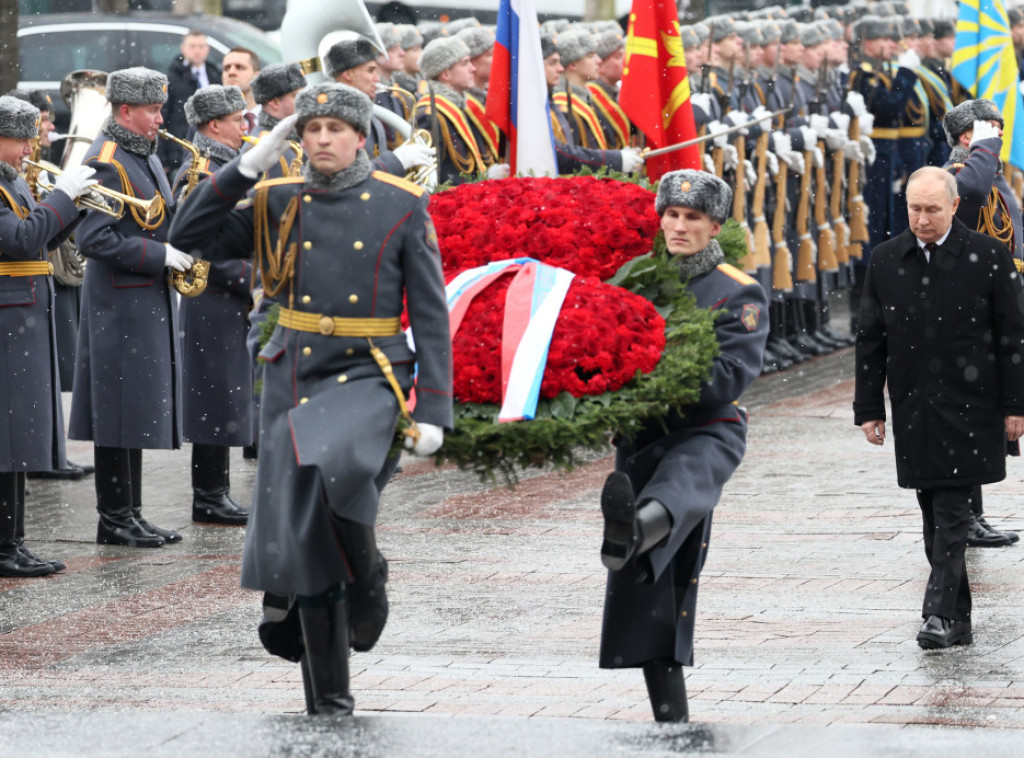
[779,19,800,44]
[594,28,625,59]
[398,24,423,50]
[458,26,495,58]
[377,22,401,50]
[943,99,1004,147]
[540,19,571,35]
[655,169,732,222]
[799,21,828,47]
[107,67,168,105]
[420,36,471,80]
[932,19,956,39]
[0,96,40,139]
[693,22,710,46]
[737,22,761,48]
[707,16,738,42]
[6,88,54,114]
[540,33,558,60]
[901,17,921,37]
[557,29,597,66]
[295,82,372,136]
[759,21,783,45]
[184,85,245,128]
[418,20,448,46]
[1010,8,1024,26]
[251,62,305,105]
[680,26,701,50]
[323,38,378,78]
[447,17,481,35]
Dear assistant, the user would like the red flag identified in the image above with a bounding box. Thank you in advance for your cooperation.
[620,0,701,180]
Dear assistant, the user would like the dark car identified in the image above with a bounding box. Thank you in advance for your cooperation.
[17,12,282,131]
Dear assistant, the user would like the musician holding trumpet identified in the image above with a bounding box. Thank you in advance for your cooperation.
[0,95,96,577]
[68,67,193,549]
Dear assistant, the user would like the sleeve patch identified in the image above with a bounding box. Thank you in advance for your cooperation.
[741,303,761,332]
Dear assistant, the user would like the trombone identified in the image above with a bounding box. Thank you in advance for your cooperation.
[26,158,163,224]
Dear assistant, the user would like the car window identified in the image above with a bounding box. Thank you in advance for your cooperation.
[130,29,198,73]
[19,27,130,83]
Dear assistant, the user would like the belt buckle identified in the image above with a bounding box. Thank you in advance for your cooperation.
[318,315,335,336]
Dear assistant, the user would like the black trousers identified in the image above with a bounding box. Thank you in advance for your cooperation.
[916,486,972,621]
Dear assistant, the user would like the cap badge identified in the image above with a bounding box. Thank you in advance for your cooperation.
[680,181,691,192]
[317,93,329,104]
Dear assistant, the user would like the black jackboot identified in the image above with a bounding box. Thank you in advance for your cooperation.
[128,449,181,543]
[13,472,65,572]
[95,447,164,548]
[297,589,355,716]
[767,300,804,364]
[787,297,830,356]
[642,659,689,722]
[600,472,673,571]
[0,472,55,577]
[192,444,248,525]
[332,518,389,652]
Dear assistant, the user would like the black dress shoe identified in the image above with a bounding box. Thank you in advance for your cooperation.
[0,543,57,577]
[966,514,1013,547]
[192,489,249,525]
[97,513,165,548]
[976,516,1019,544]
[26,460,94,481]
[917,615,972,649]
[17,541,66,573]
[134,513,183,544]
[600,472,638,571]
[242,445,258,460]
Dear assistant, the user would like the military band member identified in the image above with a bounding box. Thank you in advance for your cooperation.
[248,62,306,180]
[169,82,453,716]
[0,96,95,576]
[324,37,432,178]
[374,23,417,132]
[393,24,424,95]
[69,67,192,548]
[174,85,252,526]
[599,171,768,722]
[415,36,509,185]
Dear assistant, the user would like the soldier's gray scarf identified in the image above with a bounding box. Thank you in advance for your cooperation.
[430,82,465,109]
[677,238,725,282]
[0,161,19,183]
[194,134,238,164]
[302,149,371,192]
[949,144,999,171]
[101,116,157,156]
[258,111,300,142]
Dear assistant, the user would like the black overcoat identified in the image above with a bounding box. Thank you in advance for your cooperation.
[854,219,1024,488]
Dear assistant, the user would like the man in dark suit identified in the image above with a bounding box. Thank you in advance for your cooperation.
[161,30,222,174]
[854,166,1024,649]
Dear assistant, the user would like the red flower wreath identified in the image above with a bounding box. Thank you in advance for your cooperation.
[450,269,666,404]
[429,176,660,280]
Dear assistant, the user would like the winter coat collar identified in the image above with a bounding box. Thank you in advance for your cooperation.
[897,217,968,259]
[102,116,157,156]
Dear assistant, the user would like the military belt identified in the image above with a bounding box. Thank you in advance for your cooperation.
[278,307,401,337]
[897,127,926,138]
[870,128,899,140]
[0,261,53,277]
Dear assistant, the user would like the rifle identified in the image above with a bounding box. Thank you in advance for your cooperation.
[701,23,715,95]
[794,66,817,283]
[733,48,757,274]
[811,64,838,274]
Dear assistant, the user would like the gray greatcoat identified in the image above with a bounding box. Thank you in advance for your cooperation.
[169,153,452,597]
[173,148,254,447]
[599,261,769,669]
[945,139,1024,261]
[0,168,81,471]
[69,125,182,449]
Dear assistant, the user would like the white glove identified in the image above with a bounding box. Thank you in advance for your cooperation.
[52,164,97,200]
[164,243,194,273]
[486,162,511,179]
[766,150,780,176]
[743,158,757,188]
[722,143,739,172]
[789,152,806,175]
[724,110,750,136]
[751,105,772,125]
[812,146,824,170]
[702,152,716,174]
[897,49,921,70]
[238,113,299,179]
[405,422,444,456]
[798,125,819,150]
[859,135,876,165]
[690,92,713,117]
[393,141,435,171]
[809,113,830,138]
[706,120,730,148]
[859,112,875,136]
[770,130,792,156]
[619,147,644,173]
[969,119,1001,146]
[846,91,867,117]
[831,112,851,133]
[844,139,865,165]
[824,128,846,151]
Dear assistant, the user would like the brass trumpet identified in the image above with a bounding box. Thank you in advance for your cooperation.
[26,159,162,224]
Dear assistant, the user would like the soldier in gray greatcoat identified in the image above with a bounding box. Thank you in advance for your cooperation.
[174,85,252,526]
[170,83,452,715]
[70,67,196,548]
[246,62,306,181]
[599,171,768,722]
[0,96,96,577]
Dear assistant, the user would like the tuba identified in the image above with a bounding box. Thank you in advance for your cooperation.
[51,70,111,286]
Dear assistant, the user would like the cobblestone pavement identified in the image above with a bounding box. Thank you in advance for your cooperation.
[3,336,1024,755]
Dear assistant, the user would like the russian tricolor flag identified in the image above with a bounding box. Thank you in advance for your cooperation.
[486,0,557,176]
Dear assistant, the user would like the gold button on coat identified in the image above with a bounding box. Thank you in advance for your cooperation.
[303,194,312,202]
[303,241,312,250]
[302,295,311,304]
[337,374,348,383]
[353,241,363,250]
[302,347,312,356]
[299,397,308,404]
[348,294,358,304]
[360,192,370,200]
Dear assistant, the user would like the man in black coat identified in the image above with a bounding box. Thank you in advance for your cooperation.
[161,30,222,175]
[854,166,1024,649]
